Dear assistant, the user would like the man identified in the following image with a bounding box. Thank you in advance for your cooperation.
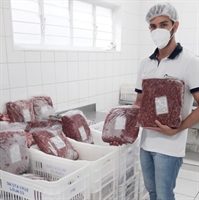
[134,2,199,200]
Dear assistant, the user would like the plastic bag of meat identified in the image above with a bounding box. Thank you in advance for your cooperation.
[0,112,11,122]
[102,106,140,145]
[6,100,35,122]
[137,78,185,128]
[0,130,29,174]
[61,110,94,144]
[31,128,79,160]
[31,96,55,121]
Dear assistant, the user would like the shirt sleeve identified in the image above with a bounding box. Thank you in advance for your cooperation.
[135,59,146,93]
[186,56,199,93]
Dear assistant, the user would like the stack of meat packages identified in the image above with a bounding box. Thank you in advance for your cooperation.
[0,95,96,179]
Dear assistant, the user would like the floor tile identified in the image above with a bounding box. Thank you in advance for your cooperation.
[178,169,199,182]
[184,152,199,166]
[175,193,194,200]
[174,178,199,197]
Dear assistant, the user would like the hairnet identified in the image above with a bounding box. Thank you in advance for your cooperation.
[146,2,179,23]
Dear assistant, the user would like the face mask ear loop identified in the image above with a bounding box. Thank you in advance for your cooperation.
[169,24,175,40]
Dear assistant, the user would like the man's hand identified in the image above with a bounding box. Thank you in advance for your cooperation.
[144,120,178,136]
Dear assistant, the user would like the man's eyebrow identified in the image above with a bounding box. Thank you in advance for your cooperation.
[150,20,169,26]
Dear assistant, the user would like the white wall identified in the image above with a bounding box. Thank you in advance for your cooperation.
[0,0,141,113]
[138,0,199,61]
[0,0,198,114]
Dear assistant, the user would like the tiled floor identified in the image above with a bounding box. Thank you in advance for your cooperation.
[174,151,199,200]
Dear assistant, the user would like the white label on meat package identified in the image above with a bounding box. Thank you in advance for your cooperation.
[23,109,31,122]
[50,135,66,149]
[78,126,87,141]
[10,144,21,163]
[115,116,126,130]
[155,96,169,115]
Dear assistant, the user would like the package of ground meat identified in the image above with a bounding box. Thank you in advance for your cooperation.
[31,128,79,160]
[0,130,29,174]
[137,78,184,128]
[6,100,35,122]
[61,110,94,144]
[31,96,55,121]
[102,106,140,145]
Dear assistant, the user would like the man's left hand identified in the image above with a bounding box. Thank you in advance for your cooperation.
[144,120,178,136]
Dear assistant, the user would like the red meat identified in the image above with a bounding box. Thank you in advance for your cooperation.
[0,130,29,174]
[32,130,79,160]
[31,96,54,121]
[6,100,35,122]
[102,107,140,145]
[137,78,184,128]
[61,110,94,144]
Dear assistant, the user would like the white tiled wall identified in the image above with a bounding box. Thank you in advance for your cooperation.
[0,0,198,113]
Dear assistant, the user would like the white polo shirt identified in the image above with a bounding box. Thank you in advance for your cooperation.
[135,43,199,157]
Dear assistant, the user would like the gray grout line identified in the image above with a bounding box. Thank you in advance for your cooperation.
[193,191,199,200]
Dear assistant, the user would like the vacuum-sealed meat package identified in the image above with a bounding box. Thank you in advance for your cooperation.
[32,128,79,160]
[0,130,29,174]
[61,110,94,144]
[102,106,140,145]
[137,78,184,128]
[6,100,35,122]
[31,96,55,121]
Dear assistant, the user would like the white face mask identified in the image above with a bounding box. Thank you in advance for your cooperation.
[151,25,174,49]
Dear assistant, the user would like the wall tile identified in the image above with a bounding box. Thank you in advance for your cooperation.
[68,100,79,109]
[6,37,25,63]
[105,77,113,93]
[56,102,68,112]
[180,13,198,29]
[26,63,42,86]
[68,61,78,81]
[106,52,113,60]
[42,84,57,105]
[89,61,98,79]
[10,87,28,101]
[97,78,106,95]
[105,93,113,109]
[27,85,43,98]
[89,52,97,60]
[41,62,55,84]
[105,60,113,77]
[97,61,106,78]
[79,98,89,107]
[182,1,199,12]
[41,52,54,62]
[97,94,106,111]
[79,61,89,80]
[0,64,9,89]
[56,82,68,103]
[55,52,67,62]
[0,37,7,63]
[97,53,105,60]
[89,79,97,96]
[0,89,10,111]
[25,51,40,62]
[112,91,119,106]
[112,76,120,91]
[2,1,10,9]
[79,80,88,99]
[180,29,195,45]
[79,52,89,61]
[3,8,12,37]
[8,63,27,88]
[120,60,127,75]
[113,52,121,60]
[113,60,120,76]
[89,96,97,105]
[55,62,68,83]
[68,52,78,61]
[68,81,79,101]
[0,7,5,36]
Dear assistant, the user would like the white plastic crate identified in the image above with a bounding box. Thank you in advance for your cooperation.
[30,138,118,200]
[0,148,90,200]
[138,170,149,200]
[118,173,139,200]
[90,122,140,186]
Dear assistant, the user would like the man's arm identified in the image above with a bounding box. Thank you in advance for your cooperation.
[134,93,143,107]
[146,91,199,135]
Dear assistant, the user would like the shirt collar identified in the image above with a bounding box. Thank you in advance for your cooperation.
[149,43,183,60]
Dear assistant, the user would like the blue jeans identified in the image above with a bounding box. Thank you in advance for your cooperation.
[140,148,183,200]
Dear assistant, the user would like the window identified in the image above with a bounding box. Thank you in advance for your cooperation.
[10,0,121,50]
